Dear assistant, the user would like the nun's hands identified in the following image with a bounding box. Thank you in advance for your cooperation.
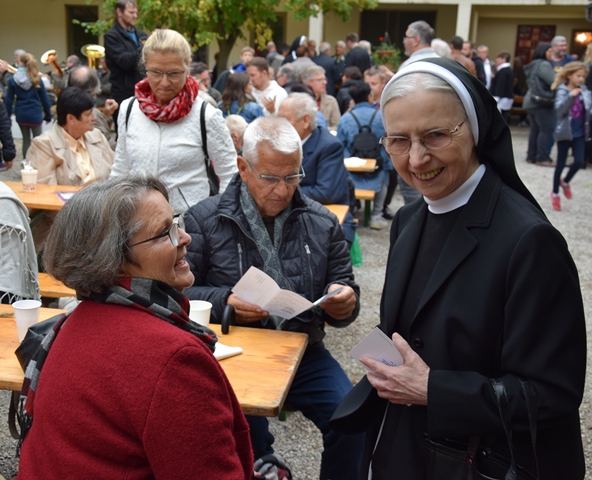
[361,333,430,406]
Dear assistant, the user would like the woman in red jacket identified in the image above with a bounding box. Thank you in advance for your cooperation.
[17,174,253,479]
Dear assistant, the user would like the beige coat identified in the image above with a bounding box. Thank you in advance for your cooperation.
[319,93,341,131]
[27,124,114,185]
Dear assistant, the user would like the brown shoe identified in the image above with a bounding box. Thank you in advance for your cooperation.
[536,160,554,167]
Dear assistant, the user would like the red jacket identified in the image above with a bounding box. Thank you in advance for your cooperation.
[17,300,253,479]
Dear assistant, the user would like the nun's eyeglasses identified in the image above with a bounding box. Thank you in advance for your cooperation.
[380,122,464,156]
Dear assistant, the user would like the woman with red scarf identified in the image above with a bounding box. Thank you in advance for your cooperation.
[110,29,238,213]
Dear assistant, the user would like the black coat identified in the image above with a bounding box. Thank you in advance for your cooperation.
[344,46,372,74]
[490,66,514,100]
[312,53,339,97]
[332,167,586,479]
[104,21,147,104]
[183,174,360,347]
[336,79,366,115]
[0,100,15,163]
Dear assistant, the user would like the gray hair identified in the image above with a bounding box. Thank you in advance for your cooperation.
[359,40,372,55]
[431,38,451,58]
[277,63,299,82]
[551,35,567,46]
[301,65,325,83]
[319,42,331,54]
[43,174,169,295]
[242,117,302,164]
[284,92,318,129]
[14,49,25,57]
[408,20,435,46]
[225,114,248,136]
[382,72,466,120]
[336,40,346,49]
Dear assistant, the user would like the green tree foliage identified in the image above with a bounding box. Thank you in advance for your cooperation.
[78,0,377,69]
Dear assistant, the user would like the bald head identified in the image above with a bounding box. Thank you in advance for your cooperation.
[69,66,100,96]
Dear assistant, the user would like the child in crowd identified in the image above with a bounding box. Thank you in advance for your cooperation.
[550,61,591,211]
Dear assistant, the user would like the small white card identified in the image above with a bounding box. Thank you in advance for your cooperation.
[350,327,404,371]
[214,342,243,360]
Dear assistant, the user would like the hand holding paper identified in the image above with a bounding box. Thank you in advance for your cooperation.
[351,329,429,406]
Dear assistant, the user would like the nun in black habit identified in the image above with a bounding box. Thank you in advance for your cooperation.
[282,35,307,65]
[330,58,586,480]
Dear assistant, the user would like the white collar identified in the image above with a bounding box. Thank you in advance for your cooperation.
[424,164,486,214]
[496,62,510,71]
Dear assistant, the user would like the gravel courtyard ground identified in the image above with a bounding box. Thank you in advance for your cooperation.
[1,125,592,479]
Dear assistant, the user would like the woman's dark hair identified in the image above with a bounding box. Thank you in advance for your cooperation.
[349,82,371,104]
[43,174,169,295]
[56,87,95,126]
[221,72,252,112]
[532,42,552,61]
[287,83,315,99]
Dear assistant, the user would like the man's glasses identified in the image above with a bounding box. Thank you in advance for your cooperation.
[246,161,305,188]
[129,214,185,248]
[146,69,186,81]
[379,122,465,156]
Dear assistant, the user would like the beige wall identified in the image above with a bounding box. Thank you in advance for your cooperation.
[0,0,103,67]
[473,5,592,60]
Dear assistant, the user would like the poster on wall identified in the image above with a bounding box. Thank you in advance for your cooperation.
[515,25,556,64]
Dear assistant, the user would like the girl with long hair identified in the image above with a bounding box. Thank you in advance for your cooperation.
[218,72,263,123]
[4,53,52,158]
[550,61,591,211]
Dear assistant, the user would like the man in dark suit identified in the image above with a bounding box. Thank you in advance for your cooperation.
[313,42,339,97]
[344,33,372,74]
[104,0,147,130]
[278,92,356,245]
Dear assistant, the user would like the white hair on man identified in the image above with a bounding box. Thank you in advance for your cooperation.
[431,38,451,58]
[242,116,302,164]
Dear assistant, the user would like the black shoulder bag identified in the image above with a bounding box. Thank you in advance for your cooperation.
[200,101,220,196]
[425,378,539,480]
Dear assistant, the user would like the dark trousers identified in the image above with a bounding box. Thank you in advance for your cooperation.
[526,107,555,162]
[553,136,585,193]
[247,345,364,479]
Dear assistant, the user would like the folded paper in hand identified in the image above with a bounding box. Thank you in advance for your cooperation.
[350,327,403,371]
[232,266,342,320]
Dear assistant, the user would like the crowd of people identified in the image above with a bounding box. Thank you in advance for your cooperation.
[0,1,588,479]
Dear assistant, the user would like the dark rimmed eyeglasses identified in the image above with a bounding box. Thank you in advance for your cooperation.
[379,122,465,156]
[246,161,306,188]
[129,214,185,248]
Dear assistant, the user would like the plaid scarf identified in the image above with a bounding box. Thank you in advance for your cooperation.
[135,75,199,123]
[17,277,217,454]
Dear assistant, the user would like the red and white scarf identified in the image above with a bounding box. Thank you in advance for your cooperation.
[134,75,199,123]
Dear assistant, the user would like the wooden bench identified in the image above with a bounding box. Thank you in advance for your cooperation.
[510,95,526,120]
[38,273,75,298]
[355,189,375,227]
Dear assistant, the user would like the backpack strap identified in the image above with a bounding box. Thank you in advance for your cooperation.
[351,108,379,133]
[125,97,136,130]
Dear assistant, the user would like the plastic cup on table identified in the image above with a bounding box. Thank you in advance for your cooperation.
[21,168,38,192]
[189,300,212,327]
[12,300,42,342]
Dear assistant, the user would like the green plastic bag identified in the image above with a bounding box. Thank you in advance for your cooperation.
[350,231,362,267]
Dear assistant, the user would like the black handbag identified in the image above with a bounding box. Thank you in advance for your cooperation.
[200,101,220,196]
[528,62,555,106]
[425,378,539,480]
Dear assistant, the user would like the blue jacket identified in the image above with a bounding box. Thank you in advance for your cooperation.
[301,126,356,243]
[218,99,264,123]
[5,69,52,126]
[337,102,391,170]
[554,83,591,142]
[183,174,360,347]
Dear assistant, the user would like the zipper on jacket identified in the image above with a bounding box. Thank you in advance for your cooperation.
[304,244,315,301]
[237,242,244,277]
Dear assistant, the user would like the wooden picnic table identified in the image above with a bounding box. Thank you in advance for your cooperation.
[0,304,307,417]
[324,204,349,224]
[3,181,82,211]
[344,158,377,173]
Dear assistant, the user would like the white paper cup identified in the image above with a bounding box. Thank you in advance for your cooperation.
[22,169,38,192]
[12,300,42,342]
[189,300,212,327]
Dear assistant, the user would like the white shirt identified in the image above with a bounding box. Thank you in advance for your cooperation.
[252,80,288,117]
